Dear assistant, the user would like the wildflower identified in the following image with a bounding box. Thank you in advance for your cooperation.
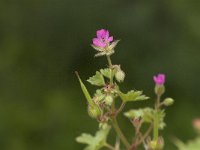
[93,29,113,48]
[153,74,165,85]
[91,29,119,57]
[153,74,166,96]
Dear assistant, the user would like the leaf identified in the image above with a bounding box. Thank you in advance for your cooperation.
[87,71,105,86]
[124,109,143,119]
[100,68,113,79]
[175,137,200,150]
[119,90,149,102]
[157,109,166,130]
[76,125,111,150]
[75,71,95,106]
[124,108,154,123]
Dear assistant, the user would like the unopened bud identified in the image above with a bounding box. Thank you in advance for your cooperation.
[115,69,125,82]
[87,105,101,118]
[104,95,113,106]
[163,98,174,106]
[155,85,165,96]
[147,137,164,150]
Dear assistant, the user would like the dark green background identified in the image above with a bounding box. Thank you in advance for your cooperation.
[0,0,200,150]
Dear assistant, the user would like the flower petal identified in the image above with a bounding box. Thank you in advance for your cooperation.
[97,29,107,38]
[93,38,106,47]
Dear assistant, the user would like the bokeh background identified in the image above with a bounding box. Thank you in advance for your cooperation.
[0,0,200,150]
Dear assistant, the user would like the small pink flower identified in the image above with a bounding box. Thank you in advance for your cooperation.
[153,74,165,85]
[92,29,113,48]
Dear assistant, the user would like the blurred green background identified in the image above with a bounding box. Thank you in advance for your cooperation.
[0,0,200,150]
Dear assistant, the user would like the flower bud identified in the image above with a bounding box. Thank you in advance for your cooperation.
[115,69,125,82]
[154,85,165,96]
[163,97,174,106]
[146,137,164,150]
[87,105,101,118]
[99,123,109,129]
[104,95,113,106]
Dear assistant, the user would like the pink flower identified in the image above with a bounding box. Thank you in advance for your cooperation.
[153,74,165,85]
[92,29,113,48]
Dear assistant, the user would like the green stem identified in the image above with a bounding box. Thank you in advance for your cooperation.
[153,95,161,141]
[106,55,112,68]
[112,118,131,149]
[106,55,130,149]
[104,143,115,150]
[106,55,114,85]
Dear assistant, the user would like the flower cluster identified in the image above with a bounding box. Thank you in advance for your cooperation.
[76,29,174,150]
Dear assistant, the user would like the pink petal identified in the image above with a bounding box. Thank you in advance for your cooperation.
[93,38,106,47]
[97,29,107,38]
[108,36,113,42]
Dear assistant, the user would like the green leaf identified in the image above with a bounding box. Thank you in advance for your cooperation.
[119,90,149,102]
[124,108,154,123]
[87,71,105,86]
[175,137,200,150]
[76,125,111,150]
[124,109,143,119]
[100,68,113,79]
[157,110,166,130]
[142,108,155,123]
[75,72,95,106]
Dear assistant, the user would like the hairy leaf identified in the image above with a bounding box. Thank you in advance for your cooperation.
[87,71,105,86]
[76,125,111,150]
[175,137,200,150]
[119,90,149,102]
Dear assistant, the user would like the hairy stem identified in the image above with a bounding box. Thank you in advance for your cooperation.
[106,55,113,68]
[105,143,115,150]
[137,123,153,145]
[112,118,131,149]
[106,55,130,149]
[153,95,161,141]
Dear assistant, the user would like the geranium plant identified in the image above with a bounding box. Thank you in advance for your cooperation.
[75,29,174,150]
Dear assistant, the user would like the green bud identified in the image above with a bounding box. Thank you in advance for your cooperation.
[155,85,165,96]
[148,137,164,150]
[87,105,101,119]
[115,69,125,82]
[149,140,157,150]
[99,123,109,129]
[104,95,113,106]
[163,97,174,106]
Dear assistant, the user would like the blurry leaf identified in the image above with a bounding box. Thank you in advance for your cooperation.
[124,109,143,119]
[175,137,200,150]
[100,68,112,79]
[76,125,111,150]
[124,108,154,123]
[142,108,155,123]
[75,72,95,106]
[119,90,149,102]
[87,71,105,86]
[158,110,166,130]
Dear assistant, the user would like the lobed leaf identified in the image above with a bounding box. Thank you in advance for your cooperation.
[76,125,111,150]
[87,71,105,86]
[119,90,149,102]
